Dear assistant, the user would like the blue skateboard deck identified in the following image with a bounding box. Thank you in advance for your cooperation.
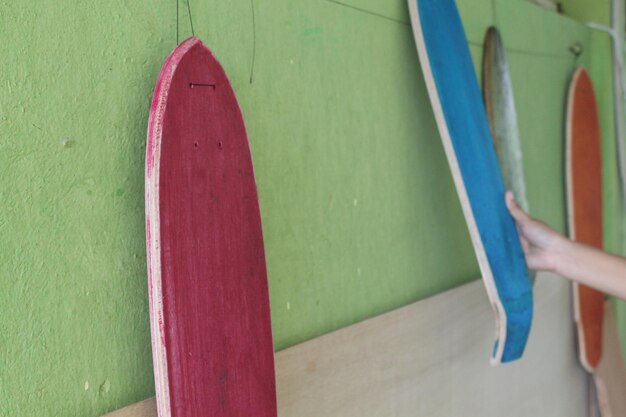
[408,0,533,364]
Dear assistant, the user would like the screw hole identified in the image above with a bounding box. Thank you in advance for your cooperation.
[218,141,223,149]
[194,142,199,148]
[189,83,194,89]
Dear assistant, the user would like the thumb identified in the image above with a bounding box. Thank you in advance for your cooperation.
[505,191,531,224]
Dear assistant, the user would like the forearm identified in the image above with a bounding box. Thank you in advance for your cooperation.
[551,238,626,300]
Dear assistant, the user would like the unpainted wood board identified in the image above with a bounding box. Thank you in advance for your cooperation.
[102,399,157,417]
[566,67,605,372]
[276,273,586,416]
[102,273,588,417]
[408,0,532,364]
[145,37,276,417]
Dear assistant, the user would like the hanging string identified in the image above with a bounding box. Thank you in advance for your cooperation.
[249,0,256,84]
[176,0,196,44]
[187,0,195,38]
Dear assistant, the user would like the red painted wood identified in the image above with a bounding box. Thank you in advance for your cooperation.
[567,67,604,372]
[146,37,277,417]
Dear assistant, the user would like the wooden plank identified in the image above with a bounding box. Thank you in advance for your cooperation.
[102,399,157,417]
[276,273,585,416]
[102,273,588,417]
[566,67,605,372]
[408,0,533,364]
[145,37,276,417]
[595,300,626,417]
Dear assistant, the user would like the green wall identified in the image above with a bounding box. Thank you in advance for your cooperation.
[561,0,611,23]
[0,0,622,415]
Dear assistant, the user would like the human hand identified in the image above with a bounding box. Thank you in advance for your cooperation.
[505,191,567,271]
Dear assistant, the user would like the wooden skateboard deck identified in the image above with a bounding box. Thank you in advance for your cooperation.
[482,27,535,284]
[145,37,277,417]
[408,0,533,364]
[566,67,604,372]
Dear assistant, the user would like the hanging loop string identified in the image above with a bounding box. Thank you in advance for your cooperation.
[187,0,195,38]
[176,0,195,44]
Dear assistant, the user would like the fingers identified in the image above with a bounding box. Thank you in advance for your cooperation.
[525,252,541,271]
[505,191,532,223]
[520,234,530,255]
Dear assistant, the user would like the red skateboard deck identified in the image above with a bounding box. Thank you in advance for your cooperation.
[145,37,277,417]
[566,67,604,372]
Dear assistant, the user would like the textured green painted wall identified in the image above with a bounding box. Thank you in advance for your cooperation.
[0,0,621,416]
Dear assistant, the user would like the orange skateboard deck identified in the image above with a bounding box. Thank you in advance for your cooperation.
[566,67,604,372]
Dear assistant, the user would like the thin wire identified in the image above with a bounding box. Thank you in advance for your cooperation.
[176,0,179,44]
[323,0,408,25]
[187,0,195,37]
[249,0,256,84]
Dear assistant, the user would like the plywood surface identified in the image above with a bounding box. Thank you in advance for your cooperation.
[566,68,605,372]
[102,399,157,417]
[103,273,588,417]
[145,38,276,416]
[277,274,584,416]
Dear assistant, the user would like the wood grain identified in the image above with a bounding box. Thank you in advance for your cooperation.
[566,67,605,372]
[102,273,588,417]
[145,37,276,417]
[101,399,157,417]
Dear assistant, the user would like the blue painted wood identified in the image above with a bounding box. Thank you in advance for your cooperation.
[409,0,533,363]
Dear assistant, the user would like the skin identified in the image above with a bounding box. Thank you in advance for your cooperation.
[505,191,626,300]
